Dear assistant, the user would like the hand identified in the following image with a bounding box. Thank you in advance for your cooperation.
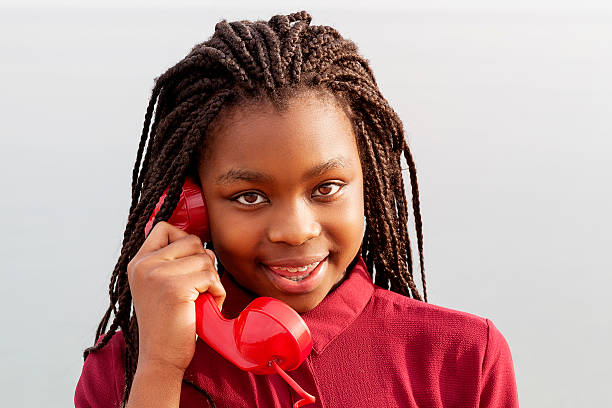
[127,221,226,374]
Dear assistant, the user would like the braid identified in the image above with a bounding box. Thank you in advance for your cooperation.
[84,11,427,405]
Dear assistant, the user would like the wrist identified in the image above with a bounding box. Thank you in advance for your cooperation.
[126,360,184,408]
[136,358,187,381]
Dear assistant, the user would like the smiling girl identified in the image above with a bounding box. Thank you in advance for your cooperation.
[75,11,518,408]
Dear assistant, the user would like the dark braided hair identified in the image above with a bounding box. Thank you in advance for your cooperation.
[84,10,427,406]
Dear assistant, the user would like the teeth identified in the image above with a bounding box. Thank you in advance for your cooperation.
[284,274,310,282]
[270,261,319,273]
[265,260,323,283]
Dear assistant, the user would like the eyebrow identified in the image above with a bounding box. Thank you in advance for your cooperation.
[215,157,349,186]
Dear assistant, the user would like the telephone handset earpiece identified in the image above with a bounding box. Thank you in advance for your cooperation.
[145,177,315,406]
[144,177,211,243]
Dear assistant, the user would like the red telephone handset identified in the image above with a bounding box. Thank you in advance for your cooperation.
[144,177,315,407]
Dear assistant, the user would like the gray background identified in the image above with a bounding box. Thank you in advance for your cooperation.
[1,1,610,406]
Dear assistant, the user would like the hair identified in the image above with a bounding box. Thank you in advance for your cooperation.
[84,10,427,406]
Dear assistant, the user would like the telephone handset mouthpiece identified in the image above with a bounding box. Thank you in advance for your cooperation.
[195,292,312,373]
[196,293,315,406]
[145,177,316,407]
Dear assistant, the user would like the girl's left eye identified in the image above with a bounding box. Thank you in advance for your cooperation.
[312,182,343,197]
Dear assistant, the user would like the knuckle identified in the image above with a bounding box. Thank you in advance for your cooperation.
[146,265,164,283]
[148,221,165,236]
[195,253,213,270]
[215,281,227,296]
[127,257,142,280]
[209,275,224,289]
[154,221,170,231]
[215,286,227,300]
[186,234,204,252]
[127,259,135,277]
[203,249,216,263]
[128,257,159,289]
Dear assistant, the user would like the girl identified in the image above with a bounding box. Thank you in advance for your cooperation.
[75,11,518,407]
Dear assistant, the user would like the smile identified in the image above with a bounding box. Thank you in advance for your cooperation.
[261,256,329,294]
[266,261,321,277]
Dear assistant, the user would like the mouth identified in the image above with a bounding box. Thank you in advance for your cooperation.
[260,255,329,294]
[266,259,322,280]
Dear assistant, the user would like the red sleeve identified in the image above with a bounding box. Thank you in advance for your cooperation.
[479,319,519,408]
[75,333,125,408]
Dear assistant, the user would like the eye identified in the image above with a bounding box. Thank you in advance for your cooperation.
[233,192,267,206]
[312,182,344,198]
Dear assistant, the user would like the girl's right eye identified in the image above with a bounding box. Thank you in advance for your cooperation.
[233,192,267,206]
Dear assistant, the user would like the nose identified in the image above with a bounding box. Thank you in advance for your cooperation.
[266,199,321,246]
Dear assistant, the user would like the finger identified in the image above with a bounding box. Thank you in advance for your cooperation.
[203,249,216,266]
[197,278,226,312]
[171,271,226,309]
[138,221,189,255]
[151,253,217,279]
[154,234,207,261]
[201,251,223,310]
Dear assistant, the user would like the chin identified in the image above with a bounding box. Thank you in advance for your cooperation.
[292,303,315,314]
[283,293,325,314]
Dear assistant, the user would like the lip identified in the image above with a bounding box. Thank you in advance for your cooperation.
[261,256,328,294]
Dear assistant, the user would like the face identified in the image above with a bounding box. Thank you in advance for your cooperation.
[197,93,365,313]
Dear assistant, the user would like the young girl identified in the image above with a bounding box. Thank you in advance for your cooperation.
[75,11,518,407]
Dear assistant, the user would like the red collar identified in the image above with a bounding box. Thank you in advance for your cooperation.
[217,256,374,355]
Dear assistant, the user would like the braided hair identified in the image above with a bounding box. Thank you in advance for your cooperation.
[84,10,427,406]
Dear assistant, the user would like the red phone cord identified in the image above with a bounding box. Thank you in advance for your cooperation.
[271,361,316,408]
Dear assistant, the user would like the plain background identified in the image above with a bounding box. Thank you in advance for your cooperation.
[1,0,610,406]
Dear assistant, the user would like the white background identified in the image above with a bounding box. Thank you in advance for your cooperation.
[1,1,610,406]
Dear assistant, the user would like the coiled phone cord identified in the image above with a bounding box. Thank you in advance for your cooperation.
[271,361,316,407]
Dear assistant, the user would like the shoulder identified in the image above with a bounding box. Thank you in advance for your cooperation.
[372,286,489,331]
[366,288,518,405]
[74,331,125,408]
[368,286,504,354]
[368,286,515,368]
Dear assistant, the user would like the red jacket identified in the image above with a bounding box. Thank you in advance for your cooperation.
[75,257,519,407]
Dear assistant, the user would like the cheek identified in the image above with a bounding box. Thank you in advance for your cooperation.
[325,186,365,245]
[209,211,263,259]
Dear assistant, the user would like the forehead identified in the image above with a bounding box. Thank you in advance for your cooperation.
[199,95,360,179]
